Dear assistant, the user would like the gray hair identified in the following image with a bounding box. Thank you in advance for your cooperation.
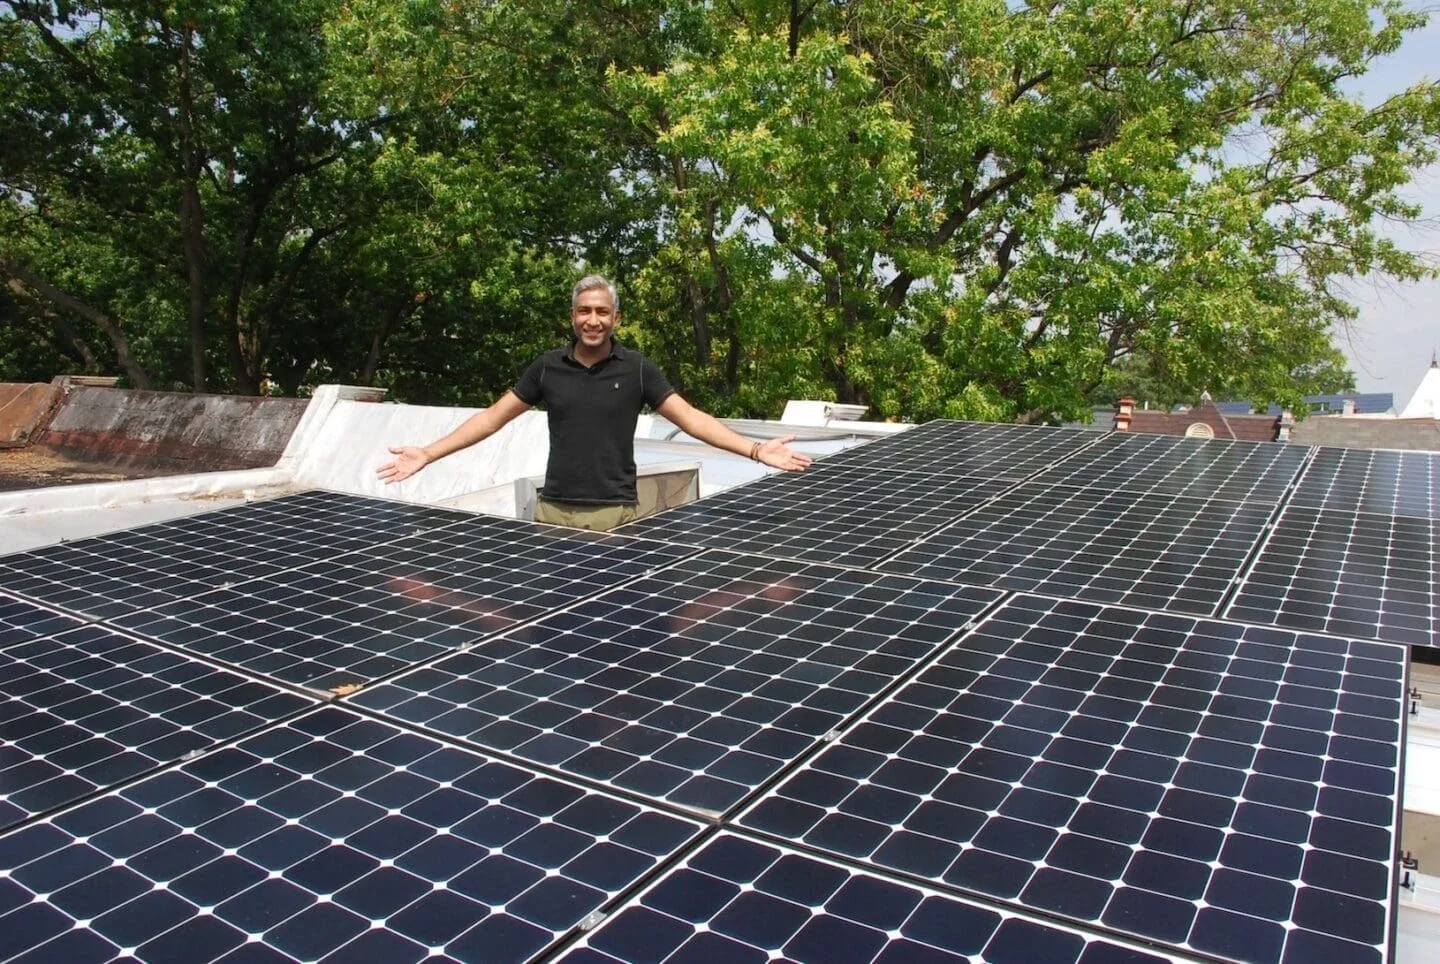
[572,274,619,312]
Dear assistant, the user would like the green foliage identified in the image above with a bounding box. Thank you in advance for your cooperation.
[1,0,1436,423]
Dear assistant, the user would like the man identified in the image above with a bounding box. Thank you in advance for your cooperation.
[377,275,813,530]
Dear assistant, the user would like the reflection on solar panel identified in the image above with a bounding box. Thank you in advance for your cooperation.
[102,515,697,690]
[1289,448,1440,519]
[0,594,84,648]
[0,707,702,963]
[354,551,1000,814]
[1026,434,1311,505]
[0,623,314,832]
[560,832,1182,964]
[0,491,468,619]
[739,594,1405,964]
[623,465,1013,566]
[1227,506,1438,645]
[818,420,1105,480]
[880,485,1274,615]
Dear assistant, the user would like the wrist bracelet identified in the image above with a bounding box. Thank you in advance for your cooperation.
[749,441,761,462]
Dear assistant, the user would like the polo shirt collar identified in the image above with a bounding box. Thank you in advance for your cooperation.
[565,336,624,366]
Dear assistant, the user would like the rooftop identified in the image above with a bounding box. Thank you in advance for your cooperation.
[0,384,1436,963]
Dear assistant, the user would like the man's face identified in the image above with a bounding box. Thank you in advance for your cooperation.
[571,288,618,350]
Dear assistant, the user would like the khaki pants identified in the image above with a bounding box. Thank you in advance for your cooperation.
[534,499,638,532]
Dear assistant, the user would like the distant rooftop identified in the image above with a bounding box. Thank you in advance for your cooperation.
[1214,392,1395,416]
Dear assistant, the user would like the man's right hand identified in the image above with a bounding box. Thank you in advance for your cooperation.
[377,446,430,484]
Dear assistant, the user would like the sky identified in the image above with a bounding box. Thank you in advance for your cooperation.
[1340,10,1439,408]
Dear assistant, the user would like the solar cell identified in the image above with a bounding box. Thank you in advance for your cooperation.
[0,594,84,649]
[0,491,469,619]
[622,464,1013,566]
[107,516,698,690]
[1023,433,1311,505]
[817,420,1105,480]
[1289,447,1440,519]
[880,485,1274,615]
[559,832,1190,964]
[0,622,315,832]
[0,707,703,963]
[738,594,1406,964]
[1226,506,1437,646]
[353,550,1001,814]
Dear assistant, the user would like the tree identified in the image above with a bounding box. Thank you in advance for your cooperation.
[613,0,1439,421]
[0,0,386,393]
[3,0,1435,423]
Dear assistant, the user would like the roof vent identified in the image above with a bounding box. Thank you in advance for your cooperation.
[781,400,869,426]
[825,403,868,421]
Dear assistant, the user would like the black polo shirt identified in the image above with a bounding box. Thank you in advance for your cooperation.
[512,339,676,504]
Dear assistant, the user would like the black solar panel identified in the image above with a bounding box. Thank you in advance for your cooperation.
[0,622,315,832]
[560,832,1185,964]
[0,594,84,649]
[1,413,1423,964]
[1026,434,1311,505]
[817,420,1105,480]
[105,517,698,690]
[353,551,1001,814]
[738,594,1406,964]
[0,707,703,963]
[1227,506,1437,645]
[1289,447,1440,519]
[0,491,468,619]
[880,486,1274,615]
[622,465,1013,566]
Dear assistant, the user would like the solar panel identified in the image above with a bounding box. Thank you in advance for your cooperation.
[2,412,1427,964]
[352,550,1001,815]
[880,486,1275,615]
[817,420,1106,480]
[1226,506,1437,646]
[0,491,469,619]
[1024,434,1311,505]
[0,707,703,963]
[622,465,1014,567]
[108,517,698,690]
[1289,447,1440,519]
[0,594,84,648]
[560,832,1188,964]
[738,594,1406,964]
[0,621,315,832]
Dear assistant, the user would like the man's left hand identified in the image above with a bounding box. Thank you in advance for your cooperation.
[757,436,814,472]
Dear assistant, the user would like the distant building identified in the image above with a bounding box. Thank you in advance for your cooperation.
[1113,393,1288,442]
[1110,360,1440,450]
[1288,358,1440,451]
[1213,392,1394,417]
[1399,357,1440,419]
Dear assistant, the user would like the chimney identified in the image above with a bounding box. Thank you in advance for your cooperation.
[1277,409,1294,442]
[1115,397,1135,432]
[1342,398,1355,416]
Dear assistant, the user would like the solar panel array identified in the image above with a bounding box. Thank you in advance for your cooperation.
[738,595,1404,963]
[0,422,1428,964]
[880,486,1274,614]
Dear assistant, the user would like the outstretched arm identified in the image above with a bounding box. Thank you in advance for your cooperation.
[377,391,533,484]
[655,394,813,472]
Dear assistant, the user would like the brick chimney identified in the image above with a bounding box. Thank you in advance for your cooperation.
[1115,397,1135,432]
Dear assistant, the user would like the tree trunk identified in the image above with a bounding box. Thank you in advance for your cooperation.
[176,22,209,392]
[360,293,422,386]
[1,258,153,387]
[223,193,271,396]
